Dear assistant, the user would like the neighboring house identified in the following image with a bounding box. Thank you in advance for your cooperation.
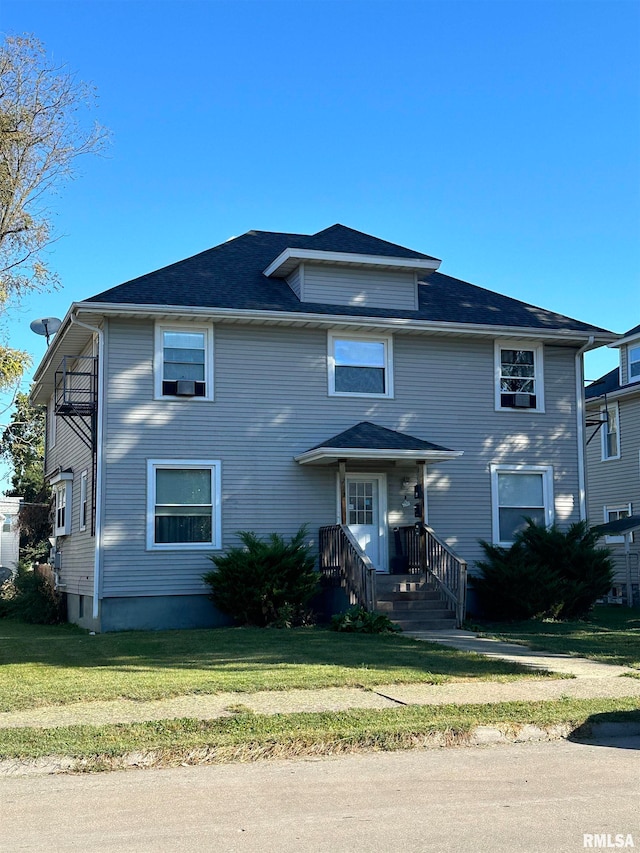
[30,224,617,632]
[585,324,640,606]
[0,495,23,580]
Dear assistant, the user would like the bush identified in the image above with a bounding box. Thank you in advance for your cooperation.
[203,526,319,627]
[331,606,401,634]
[0,561,65,624]
[471,520,614,621]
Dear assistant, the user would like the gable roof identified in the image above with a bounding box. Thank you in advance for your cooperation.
[83,225,614,336]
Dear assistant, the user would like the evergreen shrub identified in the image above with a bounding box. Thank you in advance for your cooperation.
[203,526,319,627]
[470,520,614,621]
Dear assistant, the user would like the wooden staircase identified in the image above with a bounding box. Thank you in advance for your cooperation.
[376,573,457,632]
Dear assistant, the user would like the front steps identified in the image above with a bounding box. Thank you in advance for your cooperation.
[376,573,457,631]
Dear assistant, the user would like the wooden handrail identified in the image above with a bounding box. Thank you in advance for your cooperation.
[396,524,467,627]
[319,524,377,611]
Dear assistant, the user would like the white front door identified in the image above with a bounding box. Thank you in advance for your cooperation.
[343,474,388,572]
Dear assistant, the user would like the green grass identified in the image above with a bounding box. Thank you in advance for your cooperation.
[0,698,638,766]
[472,606,640,669]
[0,620,557,713]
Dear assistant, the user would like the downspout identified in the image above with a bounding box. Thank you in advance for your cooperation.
[576,336,595,521]
[70,314,105,621]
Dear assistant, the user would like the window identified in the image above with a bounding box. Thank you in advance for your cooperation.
[604,504,633,545]
[50,472,73,537]
[601,403,620,460]
[147,460,221,550]
[495,341,544,411]
[154,324,214,400]
[2,515,12,533]
[629,345,640,383]
[328,333,393,397]
[491,465,553,545]
[79,470,88,532]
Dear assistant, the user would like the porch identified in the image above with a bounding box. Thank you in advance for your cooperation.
[295,421,468,629]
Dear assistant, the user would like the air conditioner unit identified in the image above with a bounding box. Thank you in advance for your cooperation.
[514,392,533,408]
[176,380,196,396]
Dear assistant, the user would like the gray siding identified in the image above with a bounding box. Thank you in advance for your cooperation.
[585,388,640,594]
[286,265,302,299]
[303,264,417,310]
[44,340,96,597]
[100,321,582,598]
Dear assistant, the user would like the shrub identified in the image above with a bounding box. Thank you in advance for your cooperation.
[471,520,613,621]
[203,526,319,627]
[0,561,65,624]
[331,606,401,634]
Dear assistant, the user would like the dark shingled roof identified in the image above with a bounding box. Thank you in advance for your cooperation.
[585,367,640,399]
[85,224,613,335]
[307,421,454,453]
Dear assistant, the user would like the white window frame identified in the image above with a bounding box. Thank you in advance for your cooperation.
[154,323,214,402]
[146,459,222,551]
[604,503,633,545]
[600,402,620,461]
[490,464,554,546]
[50,472,73,537]
[494,340,545,413]
[79,469,88,532]
[628,344,640,384]
[327,331,394,398]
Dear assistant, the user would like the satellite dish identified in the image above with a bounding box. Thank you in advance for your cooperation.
[30,317,62,346]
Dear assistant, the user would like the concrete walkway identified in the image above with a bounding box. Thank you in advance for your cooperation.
[0,631,638,730]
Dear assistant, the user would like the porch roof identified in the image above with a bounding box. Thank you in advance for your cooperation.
[294,421,463,466]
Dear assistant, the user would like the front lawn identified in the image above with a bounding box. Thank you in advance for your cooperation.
[0,620,556,713]
[472,607,640,670]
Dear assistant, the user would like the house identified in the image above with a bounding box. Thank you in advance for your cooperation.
[29,224,617,632]
[585,324,640,606]
[0,495,22,582]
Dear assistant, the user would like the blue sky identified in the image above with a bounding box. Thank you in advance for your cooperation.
[1,0,639,485]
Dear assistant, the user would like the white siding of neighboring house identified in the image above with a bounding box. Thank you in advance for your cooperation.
[98,319,582,600]
[0,496,22,571]
[301,264,418,311]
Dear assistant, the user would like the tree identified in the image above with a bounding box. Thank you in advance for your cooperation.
[0,390,47,502]
[0,33,108,385]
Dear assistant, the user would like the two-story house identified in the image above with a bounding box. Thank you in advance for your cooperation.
[30,224,616,632]
[585,323,640,606]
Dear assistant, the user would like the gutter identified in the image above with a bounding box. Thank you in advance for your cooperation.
[575,336,594,521]
[69,314,105,622]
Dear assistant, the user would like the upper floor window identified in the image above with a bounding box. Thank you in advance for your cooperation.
[146,460,221,550]
[154,324,214,400]
[328,333,393,398]
[629,345,640,383]
[494,341,544,412]
[2,515,12,533]
[601,403,620,460]
[604,503,633,545]
[490,464,553,545]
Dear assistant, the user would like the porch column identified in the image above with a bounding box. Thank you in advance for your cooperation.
[338,459,347,525]
[417,461,426,524]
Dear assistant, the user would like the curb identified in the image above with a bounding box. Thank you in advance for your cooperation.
[2,720,639,777]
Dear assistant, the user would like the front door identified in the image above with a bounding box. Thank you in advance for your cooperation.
[343,474,388,572]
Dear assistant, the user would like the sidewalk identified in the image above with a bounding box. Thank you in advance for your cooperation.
[1,631,638,730]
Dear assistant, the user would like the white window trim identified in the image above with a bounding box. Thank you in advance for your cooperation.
[50,471,73,537]
[600,401,620,461]
[490,464,554,546]
[154,322,214,402]
[146,459,222,551]
[604,503,633,545]
[628,344,640,384]
[327,331,394,399]
[79,470,88,532]
[494,340,545,413]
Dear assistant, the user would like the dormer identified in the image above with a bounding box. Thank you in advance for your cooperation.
[264,246,441,312]
[610,324,640,387]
